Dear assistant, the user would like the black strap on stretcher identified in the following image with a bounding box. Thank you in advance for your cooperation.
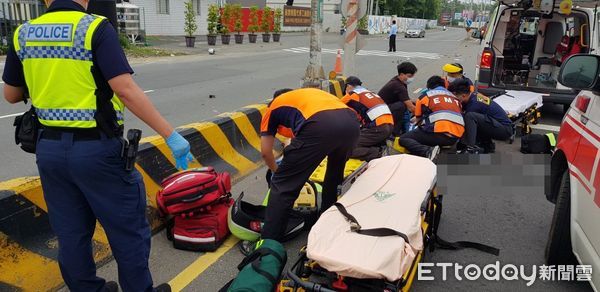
[334,196,499,256]
[429,194,500,256]
[334,203,410,244]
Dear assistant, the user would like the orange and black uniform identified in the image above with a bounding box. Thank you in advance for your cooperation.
[399,87,464,157]
[260,88,360,240]
[341,86,394,161]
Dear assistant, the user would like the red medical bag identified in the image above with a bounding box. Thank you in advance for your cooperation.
[156,167,231,216]
[167,197,233,252]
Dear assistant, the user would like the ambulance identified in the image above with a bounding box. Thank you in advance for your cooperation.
[476,0,599,110]
[546,52,600,291]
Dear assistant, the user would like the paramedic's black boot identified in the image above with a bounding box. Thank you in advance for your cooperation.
[481,141,496,153]
[455,142,467,154]
[465,145,483,154]
[154,283,172,292]
[426,145,440,161]
[103,281,119,292]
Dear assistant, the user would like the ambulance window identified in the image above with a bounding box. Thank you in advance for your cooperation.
[520,17,538,35]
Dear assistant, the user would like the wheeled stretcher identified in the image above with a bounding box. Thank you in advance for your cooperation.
[491,90,543,143]
[278,155,498,292]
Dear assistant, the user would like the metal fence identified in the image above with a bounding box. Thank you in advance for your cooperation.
[0,0,46,44]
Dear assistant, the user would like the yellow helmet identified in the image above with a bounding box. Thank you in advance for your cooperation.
[442,63,464,74]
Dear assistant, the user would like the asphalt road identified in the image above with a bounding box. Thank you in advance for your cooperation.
[83,29,590,291]
[0,27,563,181]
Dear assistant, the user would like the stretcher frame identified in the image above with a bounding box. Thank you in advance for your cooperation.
[506,102,541,144]
[278,163,443,292]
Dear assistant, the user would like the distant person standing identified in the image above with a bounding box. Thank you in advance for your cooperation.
[389,20,397,52]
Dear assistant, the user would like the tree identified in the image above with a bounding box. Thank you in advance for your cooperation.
[207,4,219,35]
[261,6,272,33]
[248,6,259,34]
[184,0,197,37]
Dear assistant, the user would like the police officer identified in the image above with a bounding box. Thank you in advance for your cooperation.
[259,88,360,242]
[341,76,393,161]
[2,0,193,291]
[398,76,465,159]
[442,63,474,92]
[449,79,513,154]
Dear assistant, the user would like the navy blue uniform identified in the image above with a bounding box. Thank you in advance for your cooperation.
[2,1,153,291]
[461,93,513,149]
[3,0,132,87]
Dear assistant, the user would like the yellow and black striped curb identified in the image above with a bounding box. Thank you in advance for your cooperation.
[0,81,345,291]
[328,77,346,99]
[0,103,284,291]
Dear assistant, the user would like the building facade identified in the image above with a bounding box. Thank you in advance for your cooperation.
[128,0,342,36]
[129,0,217,36]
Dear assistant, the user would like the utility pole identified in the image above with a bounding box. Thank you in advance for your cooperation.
[343,0,358,76]
[303,0,326,88]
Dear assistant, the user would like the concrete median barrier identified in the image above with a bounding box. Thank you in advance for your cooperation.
[0,103,281,291]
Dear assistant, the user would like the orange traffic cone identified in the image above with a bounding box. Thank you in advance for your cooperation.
[334,49,343,76]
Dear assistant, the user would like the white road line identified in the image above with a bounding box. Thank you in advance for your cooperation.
[283,48,306,53]
[0,81,4,84]
[0,112,24,119]
[530,124,561,132]
[283,47,440,59]
[144,90,154,93]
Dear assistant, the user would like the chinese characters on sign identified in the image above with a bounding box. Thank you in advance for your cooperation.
[283,5,311,27]
[418,262,593,286]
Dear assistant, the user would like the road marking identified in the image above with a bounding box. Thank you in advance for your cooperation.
[0,112,24,119]
[0,81,4,84]
[144,89,154,93]
[168,236,239,291]
[283,47,441,59]
[530,123,561,132]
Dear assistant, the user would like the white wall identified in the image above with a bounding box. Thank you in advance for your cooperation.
[133,0,218,36]
[368,15,437,35]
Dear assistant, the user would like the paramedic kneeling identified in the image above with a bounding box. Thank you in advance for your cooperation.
[341,76,394,161]
[260,88,360,241]
[449,79,513,154]
[398,76,465,159]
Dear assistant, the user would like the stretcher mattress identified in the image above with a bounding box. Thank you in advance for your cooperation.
[306,154,436,282]
[494,90,543,116]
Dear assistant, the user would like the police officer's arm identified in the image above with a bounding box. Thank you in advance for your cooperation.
[4,85,25,104]
[108,74,174,138]
[261,135,277,172]
[3,39,26,104]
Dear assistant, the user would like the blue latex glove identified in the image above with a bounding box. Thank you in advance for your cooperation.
[166,131,194,170]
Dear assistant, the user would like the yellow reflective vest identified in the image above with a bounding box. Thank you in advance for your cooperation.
[13,10,124,128]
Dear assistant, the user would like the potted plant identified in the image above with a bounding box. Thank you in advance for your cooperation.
[358,15,369,35]
[207,4,219,45]
[220,4,232,45]
[233,4,244,44]
[272,8,282,42]
[261,6,272,43]
[184,0,198,47]
[248,6,259,43]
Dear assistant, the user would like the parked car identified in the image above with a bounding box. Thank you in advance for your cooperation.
[475,0,598,109]
[404,25,425,38]
[546,53,600,291]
